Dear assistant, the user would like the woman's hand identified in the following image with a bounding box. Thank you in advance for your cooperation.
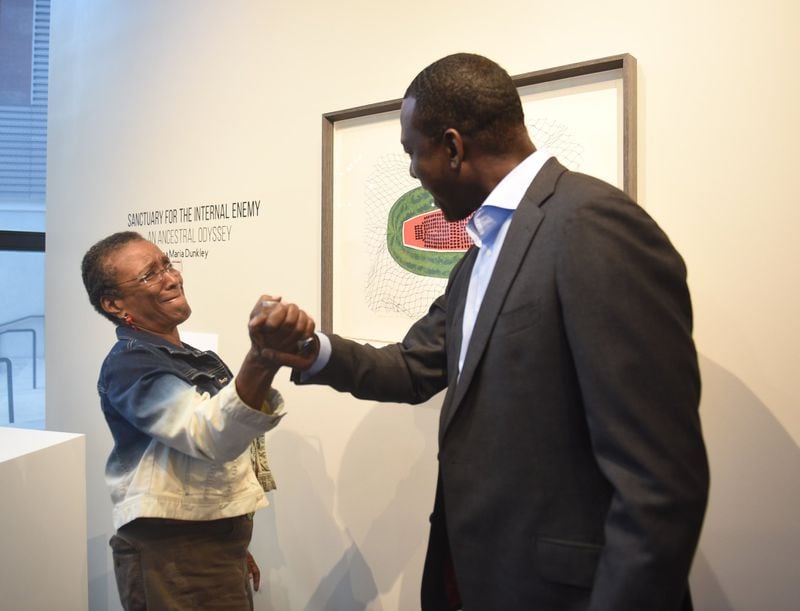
[248,296,318,369]
[236,295,318,410]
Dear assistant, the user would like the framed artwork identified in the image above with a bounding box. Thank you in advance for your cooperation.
[321,53,637,342]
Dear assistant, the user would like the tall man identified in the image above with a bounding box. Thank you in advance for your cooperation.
[283,53,709,610]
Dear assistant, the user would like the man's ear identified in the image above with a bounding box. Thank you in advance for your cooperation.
[442,128,464,169]
[100,295,124,319]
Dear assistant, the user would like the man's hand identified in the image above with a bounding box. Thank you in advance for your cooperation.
[248,295,319,369]
[236,296,317,409]
[249,295,314,349]
[263,334,320,371]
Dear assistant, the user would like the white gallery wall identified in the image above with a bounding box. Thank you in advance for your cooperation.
[46,1,799,609]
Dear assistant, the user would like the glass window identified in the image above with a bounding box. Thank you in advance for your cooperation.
[0,248,44,428]
[0,0,49,429]
[0,0,34,105]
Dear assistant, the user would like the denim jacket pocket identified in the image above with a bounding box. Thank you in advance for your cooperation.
[169,353,231,393]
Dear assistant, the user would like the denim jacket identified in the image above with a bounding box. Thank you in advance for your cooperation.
[98,326,283,529]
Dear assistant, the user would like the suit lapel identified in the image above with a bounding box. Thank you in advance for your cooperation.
[437,247,476,434]
[439,158,567,441]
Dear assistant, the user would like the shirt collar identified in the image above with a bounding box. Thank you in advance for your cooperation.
[466,149,553,247]
[116,325,198,355]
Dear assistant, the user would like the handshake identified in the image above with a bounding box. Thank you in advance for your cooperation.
[247,295,318,371]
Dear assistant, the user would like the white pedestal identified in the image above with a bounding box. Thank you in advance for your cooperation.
[0,427,88,610]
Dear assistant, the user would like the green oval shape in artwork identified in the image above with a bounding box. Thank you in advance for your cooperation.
[386,187,467,278]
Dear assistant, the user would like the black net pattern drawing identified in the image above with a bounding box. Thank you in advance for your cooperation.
[527,118,585,170]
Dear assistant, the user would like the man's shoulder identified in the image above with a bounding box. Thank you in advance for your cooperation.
[541,167,638,217]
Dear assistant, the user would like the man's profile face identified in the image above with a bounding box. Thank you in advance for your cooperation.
[400,97,470,221]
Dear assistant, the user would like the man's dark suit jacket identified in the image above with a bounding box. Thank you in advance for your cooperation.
[299,158,709,610]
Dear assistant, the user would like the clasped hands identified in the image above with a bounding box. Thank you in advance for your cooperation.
[248,295,318,371]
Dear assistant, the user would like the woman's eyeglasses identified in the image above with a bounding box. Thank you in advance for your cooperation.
[115,260,183,289]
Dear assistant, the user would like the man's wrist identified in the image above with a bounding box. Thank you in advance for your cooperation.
[301,332,331,379]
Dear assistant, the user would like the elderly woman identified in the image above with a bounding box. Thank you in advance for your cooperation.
[81,231,314,610]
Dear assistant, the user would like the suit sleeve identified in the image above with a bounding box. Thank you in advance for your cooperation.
[295,294,449,404]
[556,186,709,610]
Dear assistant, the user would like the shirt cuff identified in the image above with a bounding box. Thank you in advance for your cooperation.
[261,387,286,423]
[227,383,286,431]
[300,332,332,380]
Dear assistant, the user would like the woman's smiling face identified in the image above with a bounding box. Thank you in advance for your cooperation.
[102,239,191,338]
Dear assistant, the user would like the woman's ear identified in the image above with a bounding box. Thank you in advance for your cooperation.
[100,295,123,319]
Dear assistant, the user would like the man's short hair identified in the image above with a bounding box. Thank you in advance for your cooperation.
[404,53,525,153]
